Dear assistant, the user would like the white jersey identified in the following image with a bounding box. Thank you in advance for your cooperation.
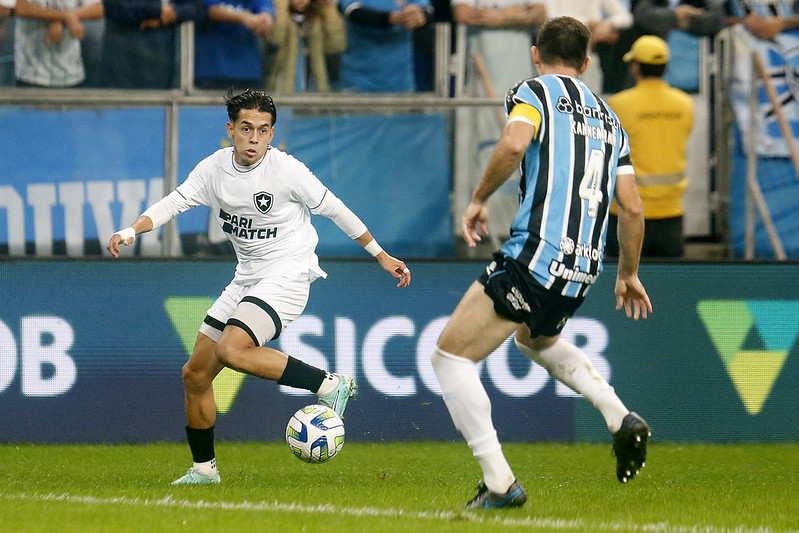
[170,146,348,283]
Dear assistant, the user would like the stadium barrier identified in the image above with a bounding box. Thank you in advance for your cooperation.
[1,259,797,444]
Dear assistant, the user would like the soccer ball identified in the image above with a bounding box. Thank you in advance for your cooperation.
[285,404,345,463]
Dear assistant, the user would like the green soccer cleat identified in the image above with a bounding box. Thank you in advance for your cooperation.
[171,467,221,485]
[464,479,528,509]
[317,373,357,418]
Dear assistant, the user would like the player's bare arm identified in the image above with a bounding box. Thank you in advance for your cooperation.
[613,172,652,320]
[355,231,411,288]
[463,119,535,247]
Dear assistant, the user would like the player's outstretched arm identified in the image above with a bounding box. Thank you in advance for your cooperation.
[355,231,411,288]
[462,119,535,247]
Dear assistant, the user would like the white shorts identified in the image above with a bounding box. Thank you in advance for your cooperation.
[199,273,311,346]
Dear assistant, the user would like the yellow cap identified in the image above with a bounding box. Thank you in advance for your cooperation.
[623,35,669,65]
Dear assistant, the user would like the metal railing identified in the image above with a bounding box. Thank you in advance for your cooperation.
[0,22,736,258]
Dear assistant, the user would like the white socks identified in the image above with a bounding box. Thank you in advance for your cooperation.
[194,458,217,477]
[514,338,629,434]
[431,346,515,494]
[316,373,340,396]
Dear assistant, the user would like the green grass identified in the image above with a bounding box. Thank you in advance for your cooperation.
[1,441,797,532]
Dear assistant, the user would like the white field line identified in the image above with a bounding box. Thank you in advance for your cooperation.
[0,492,791,533]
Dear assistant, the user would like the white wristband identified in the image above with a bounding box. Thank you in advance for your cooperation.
[115,227,136,243]
[364,239,383,257]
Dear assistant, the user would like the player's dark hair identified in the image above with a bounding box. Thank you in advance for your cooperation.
[535,16,590,71]
[225,88,277,125]
[639,63,667,78]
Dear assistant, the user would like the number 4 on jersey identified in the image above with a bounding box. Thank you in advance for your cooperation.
[579,148,605,218]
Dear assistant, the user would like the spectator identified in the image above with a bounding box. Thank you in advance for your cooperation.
[80,6,102,87]
[634,0,726,92]
[606,35,694,258]
[450,0,546,245]
[0,0,14,87]
[412,0,450,92]
[725,0,799,40]
[635,0,725,39]
[195,0,274,91]
[13,0,103,87]
[264,0,345,92]
[452,0,545,92]
[543,0,634,92]
[101,0,205,89]
[338,0,432,92]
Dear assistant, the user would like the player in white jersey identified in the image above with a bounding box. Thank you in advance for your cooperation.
[430,17,652,509]
[107,89,411,485]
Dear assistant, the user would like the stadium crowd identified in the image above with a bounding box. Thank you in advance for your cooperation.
[0,0,782,95]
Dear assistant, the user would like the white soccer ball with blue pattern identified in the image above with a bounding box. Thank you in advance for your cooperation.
[286,404,345,463]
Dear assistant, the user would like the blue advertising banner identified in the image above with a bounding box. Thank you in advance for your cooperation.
[0,106,452,258]
[1,260,798,444]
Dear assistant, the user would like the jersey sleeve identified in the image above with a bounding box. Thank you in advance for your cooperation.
[508,103,542,134]
[311,190,369,239]
[616,127,634,176]
[142,159,209,228]
[506,80,546,140]
[175,157,213,207]
[285,157,330,208]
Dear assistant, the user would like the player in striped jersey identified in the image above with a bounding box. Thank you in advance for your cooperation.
[431,16,653,509]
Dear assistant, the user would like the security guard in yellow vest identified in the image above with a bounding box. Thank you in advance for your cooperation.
[606,35,693,258]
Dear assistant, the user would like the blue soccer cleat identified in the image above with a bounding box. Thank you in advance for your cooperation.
[317,373,357,418]
[464,479,528,509]
[171,467,221,485]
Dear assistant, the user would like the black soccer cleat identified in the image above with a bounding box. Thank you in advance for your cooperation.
[464,479,528,509]
[612,412,651,483]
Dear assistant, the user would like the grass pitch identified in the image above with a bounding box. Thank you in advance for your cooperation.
[1,441,797,532]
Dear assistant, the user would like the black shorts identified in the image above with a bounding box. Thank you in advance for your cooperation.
[477,252,585,337]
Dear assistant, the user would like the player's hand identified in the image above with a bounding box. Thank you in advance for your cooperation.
[107,230,136,259]
[461,200,489,248]
[376,252,411,288]
[614,274,652,320]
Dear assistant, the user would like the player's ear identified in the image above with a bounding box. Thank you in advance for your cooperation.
[579,55,591,75]
[226,121,234,139]
[531,46,540,68]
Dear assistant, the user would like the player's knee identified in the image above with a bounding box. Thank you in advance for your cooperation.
[214,339,247,371]
[181,360,209,392]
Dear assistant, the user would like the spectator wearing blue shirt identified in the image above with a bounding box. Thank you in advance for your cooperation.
[102,0,205,89]
[338,0,432,92]
[195,0,275,90]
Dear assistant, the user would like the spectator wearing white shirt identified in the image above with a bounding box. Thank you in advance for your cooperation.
[13,0,103,87]
[543,0,633,92]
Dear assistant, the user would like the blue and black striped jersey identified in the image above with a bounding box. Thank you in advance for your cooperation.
[500,74,634,298]
[726,0,797,19]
